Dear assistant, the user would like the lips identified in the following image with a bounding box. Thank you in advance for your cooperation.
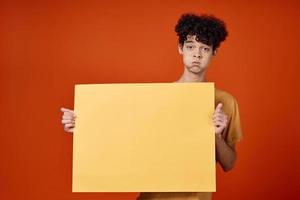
[192,61,200,65]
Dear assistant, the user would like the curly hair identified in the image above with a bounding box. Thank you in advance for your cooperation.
[175,13,228,51]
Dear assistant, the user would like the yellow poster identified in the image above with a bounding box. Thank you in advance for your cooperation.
[72,83,215,192]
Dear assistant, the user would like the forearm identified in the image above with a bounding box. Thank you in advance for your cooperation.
[215,134,236,172]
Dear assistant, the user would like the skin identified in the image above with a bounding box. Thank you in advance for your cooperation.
[61,34,236,172]
[176,35,236,171]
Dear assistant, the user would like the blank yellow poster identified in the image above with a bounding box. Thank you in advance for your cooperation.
[72,83,215,192]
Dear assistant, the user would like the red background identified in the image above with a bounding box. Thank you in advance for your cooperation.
[1,0,300,199]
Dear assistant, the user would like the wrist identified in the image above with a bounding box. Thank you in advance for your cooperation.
[215,133,224,147]
[215,133,222,139]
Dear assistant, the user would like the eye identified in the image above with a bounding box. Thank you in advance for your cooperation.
[187,45,194,50]
[203,47,210,52]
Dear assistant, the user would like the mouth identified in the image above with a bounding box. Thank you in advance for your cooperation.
[192,61,201,65]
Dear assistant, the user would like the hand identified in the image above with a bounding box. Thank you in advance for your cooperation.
[213,103,228,136]
[61,107,76,133]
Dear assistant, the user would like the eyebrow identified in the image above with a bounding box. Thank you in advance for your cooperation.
[185,41,211,48]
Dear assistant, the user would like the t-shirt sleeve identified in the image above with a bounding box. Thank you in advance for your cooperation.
[223,97,243,145]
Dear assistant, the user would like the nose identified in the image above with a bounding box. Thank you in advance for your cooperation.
[193,49,202,58]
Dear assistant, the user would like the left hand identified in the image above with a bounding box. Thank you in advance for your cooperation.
[213,103,228,136]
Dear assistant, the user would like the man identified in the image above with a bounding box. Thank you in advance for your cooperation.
[61,13,242,200]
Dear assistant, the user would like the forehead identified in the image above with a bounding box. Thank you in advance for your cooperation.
[184,35,210,47]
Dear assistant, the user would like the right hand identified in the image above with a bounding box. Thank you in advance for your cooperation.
[61,107,76,133]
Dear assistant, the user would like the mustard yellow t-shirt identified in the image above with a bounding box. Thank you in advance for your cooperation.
[136,88,243,200]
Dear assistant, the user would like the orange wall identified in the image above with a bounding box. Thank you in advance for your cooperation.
[1,0,299,199]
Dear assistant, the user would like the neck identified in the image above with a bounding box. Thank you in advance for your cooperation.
[176,67,207,83]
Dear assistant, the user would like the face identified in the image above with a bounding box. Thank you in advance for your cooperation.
[178,35,216,74]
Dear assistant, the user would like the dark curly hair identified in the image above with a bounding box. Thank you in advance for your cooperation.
[175,13,228,51]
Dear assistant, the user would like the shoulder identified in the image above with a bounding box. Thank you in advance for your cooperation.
[215,88,243,144]
[215,88,239,114]
[215,88,237,104]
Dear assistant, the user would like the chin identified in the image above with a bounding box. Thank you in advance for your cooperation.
[188,66,204,74]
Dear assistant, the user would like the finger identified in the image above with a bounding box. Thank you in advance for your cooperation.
[214,111,227,118]
[213,119,227,125]
[220,121,227,129]
[214,120,226,127]
[65,111,76,118]
[213,113,226,121]
[61,107,71,112]
[65,128,74,133]
[215,117,227,124]
[64,123,75,128]
[215,103,223,112]
[213,117,227,124]
[224,114,228,120]
[213,112,223,118]
[213,105,224,116]
[63,115,74,120]
[62,111,76,118]
[63,111,76,117]
[61,108,75,114]
[61,119,74,124]
[214,122,227,129]
[64,126,74,132]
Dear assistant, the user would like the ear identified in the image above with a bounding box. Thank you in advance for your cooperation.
[178,44,183,55]
[213,49,217,56]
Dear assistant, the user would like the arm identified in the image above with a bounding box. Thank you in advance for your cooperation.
[215,134,236,172]
[213,103,237,172]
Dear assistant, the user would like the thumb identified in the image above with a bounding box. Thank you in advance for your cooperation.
[61,107,74,114]
[216,103,223,111]
[61,107,70,112]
